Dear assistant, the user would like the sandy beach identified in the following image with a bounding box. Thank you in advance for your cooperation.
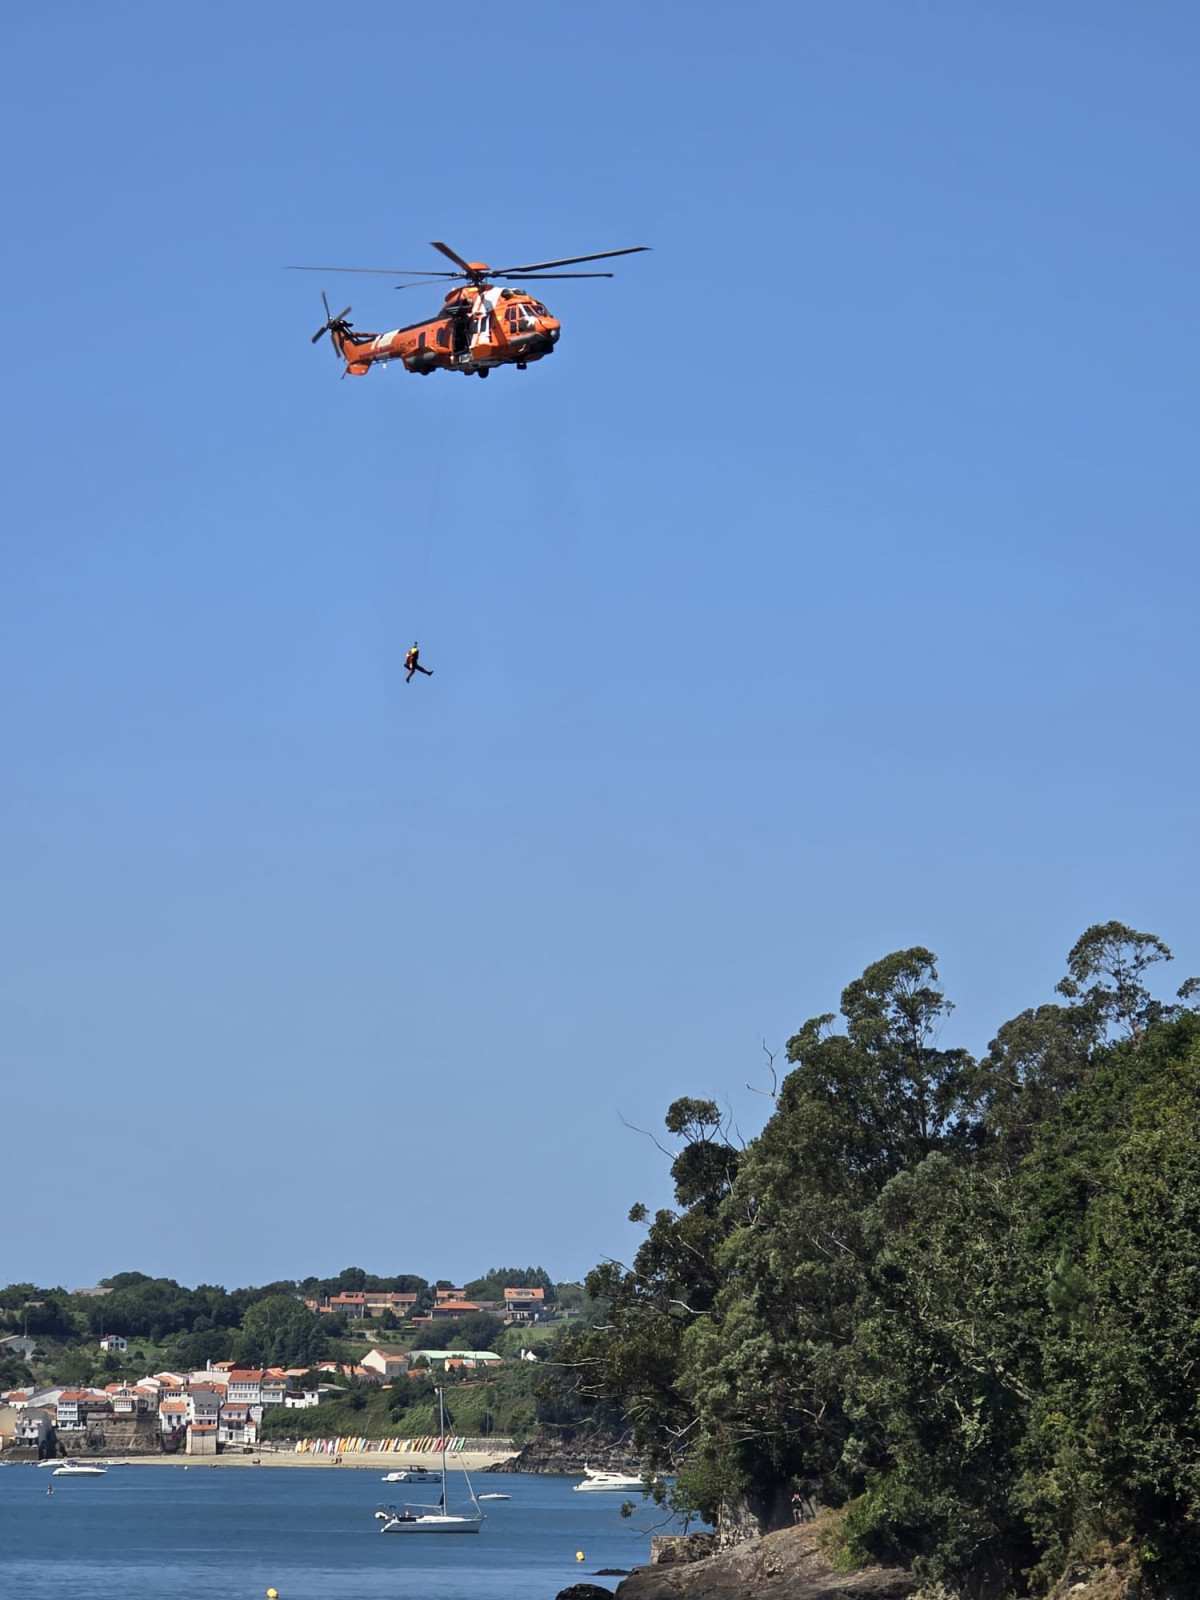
[95,1449,518,1471]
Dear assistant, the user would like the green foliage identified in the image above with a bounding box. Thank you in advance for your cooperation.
[563,927,1200,1595]
[453,1312,504,1351]
[233,1295,328,1369]
[463,1266,554,1301]
[0,1354,34,1389]
[297,1267,430,1305]
[258,1363,539,1443]
[1016,1017,1200,1589]
[1055,921,1192,1042]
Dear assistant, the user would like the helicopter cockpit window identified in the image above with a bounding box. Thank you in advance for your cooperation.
[530,302,548,316]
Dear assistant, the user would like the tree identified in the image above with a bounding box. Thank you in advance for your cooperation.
[973,1003,1099,1165]
[233,1296,328,1369]
[1055,920,1189,1042]
[554,1094,742,1519]
[453,1312,504,1351]
[464,1266,554,1301]
[1017,1013,1200,1588]
[101,1271,152,1291]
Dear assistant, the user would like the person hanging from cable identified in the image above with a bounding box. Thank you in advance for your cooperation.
[405,640,434,683]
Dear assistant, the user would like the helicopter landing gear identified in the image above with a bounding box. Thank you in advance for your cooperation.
[477,368,489,379]
[516,362,527,370]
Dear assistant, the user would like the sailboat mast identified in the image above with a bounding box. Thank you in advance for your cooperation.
[438,1386,447,1509]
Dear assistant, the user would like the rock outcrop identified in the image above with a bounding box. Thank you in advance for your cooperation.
[612,1523,917,1600]
[487,1437,640,1476]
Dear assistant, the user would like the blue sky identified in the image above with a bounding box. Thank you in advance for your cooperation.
[2,1,1197,1292]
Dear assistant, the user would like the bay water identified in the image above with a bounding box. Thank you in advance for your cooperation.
[0,1466,673,1600]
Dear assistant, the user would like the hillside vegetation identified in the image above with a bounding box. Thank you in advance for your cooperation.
[259,1363,544,1443]
[554,924,1200,1598]
[0,1266,580,1403]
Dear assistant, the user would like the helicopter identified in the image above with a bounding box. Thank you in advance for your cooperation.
[290,240,649,379]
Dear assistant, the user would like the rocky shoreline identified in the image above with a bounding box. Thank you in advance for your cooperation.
[553,1526,1159,1600]
[484,1438,641,1476]
[556,1524,916,1600]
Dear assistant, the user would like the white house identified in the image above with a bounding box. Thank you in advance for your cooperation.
[158,1399,189,1435]
[99,1334,128,1353]
[218,1400,258,1446]
[16,1407,55,1449]
[226,1369,263,1405]
[283,1389,322,1409]
[54,1391,86,1430]
[260,1373,287,1408]
[361,1348,410,1380]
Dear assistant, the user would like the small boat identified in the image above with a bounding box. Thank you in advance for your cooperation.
[573,1465,645,1493]
[381,1467,440,1484]
[477,1492,510,1500]
[52,1461,108,1477]
[376,1387,485,1534]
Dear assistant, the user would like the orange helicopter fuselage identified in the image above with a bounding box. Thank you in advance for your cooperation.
[335,281,561,377]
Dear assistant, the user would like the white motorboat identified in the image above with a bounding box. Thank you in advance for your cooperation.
[573,1464,645,1493]
[381,1467,440,1484]
[52,1461,108,1477]
[377,1388,484,1534]
[477,1492,510,1500]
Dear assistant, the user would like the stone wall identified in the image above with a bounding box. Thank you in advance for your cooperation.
[56,1415,162,1456]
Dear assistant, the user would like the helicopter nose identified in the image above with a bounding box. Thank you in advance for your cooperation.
[548,325,560,344]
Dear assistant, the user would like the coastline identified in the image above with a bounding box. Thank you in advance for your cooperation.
[40,1449,520,1471]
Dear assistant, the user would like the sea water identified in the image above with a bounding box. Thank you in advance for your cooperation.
[0,1466,674,1600]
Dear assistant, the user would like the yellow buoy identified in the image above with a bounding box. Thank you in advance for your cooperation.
[575,1550,585,1562]
[267,1589,279,1598]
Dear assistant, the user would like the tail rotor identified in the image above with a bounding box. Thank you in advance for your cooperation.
[311,290,354,352]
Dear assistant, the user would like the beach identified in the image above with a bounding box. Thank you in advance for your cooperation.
[89,1448,518,1471]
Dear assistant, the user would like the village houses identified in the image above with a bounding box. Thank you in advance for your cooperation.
[0,1280,554,1455]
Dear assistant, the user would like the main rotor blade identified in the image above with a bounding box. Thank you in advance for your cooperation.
[493,246,650,274]
[395,278,465,291]
[431,240,476,274]
[322,291,331,319]
[287,264,462,277]
[492,272,614,280]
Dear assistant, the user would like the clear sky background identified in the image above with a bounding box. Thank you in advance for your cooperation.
[2,1,1196,1292]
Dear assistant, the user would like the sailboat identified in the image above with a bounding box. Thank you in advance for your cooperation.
[376,1387,485,1534]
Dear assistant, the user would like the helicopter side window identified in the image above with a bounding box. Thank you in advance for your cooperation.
[436,323,450,348]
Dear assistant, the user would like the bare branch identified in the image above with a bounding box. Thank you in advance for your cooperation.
[746,1039,781,1102]
[619,1114,676,1161]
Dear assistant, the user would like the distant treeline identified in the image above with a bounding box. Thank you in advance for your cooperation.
[554,924,1200,1596]
[0,1263,564,1386]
